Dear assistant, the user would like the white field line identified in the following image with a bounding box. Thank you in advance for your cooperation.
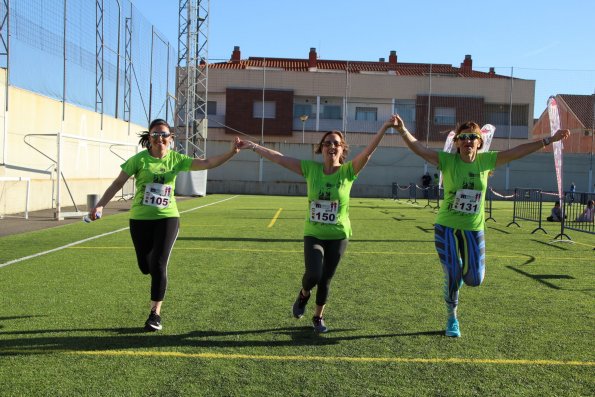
[0,228,130,269]
[0,196,239,269]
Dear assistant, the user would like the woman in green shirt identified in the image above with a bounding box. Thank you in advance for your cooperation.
[238,118,396,333]
[394,115,569,337]
[88,119,241,332]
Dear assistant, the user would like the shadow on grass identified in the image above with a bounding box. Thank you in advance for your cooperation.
[177,236,435,244]
[506,265,574,290]
[177,237,303,243]
[350,205,403,210]
[531,239,569,251]
[0,324,444,355]
[415,226,434,233]
[485,226,511,234]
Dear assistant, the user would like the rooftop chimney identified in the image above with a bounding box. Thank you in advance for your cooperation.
[309,48,318,70]
[460,54,472,72]
[489,67,495,76]
[379,57,385,62]
[231,46,241,62]
[388,50,397,65]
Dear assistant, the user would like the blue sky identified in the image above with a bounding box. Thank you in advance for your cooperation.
[140,0,594,118]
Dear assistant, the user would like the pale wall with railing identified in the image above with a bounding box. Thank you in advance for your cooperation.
[0,74,143,216]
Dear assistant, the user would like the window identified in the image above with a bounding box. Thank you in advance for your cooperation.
[434,107,456,125]
[294,104,313,118]
[355,107,377,121]
[394,100,415,127]
[197,101,217,116]
[487,111,509,125]
[207,101,216,115]
[485,104,528,126]
[253,101,276,119]
[321,105,342,120]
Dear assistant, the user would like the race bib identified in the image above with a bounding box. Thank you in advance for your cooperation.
[310,200,339,224]
[453,189,482,214]
[143,183,172,209]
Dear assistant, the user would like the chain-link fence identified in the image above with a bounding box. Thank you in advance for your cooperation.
[7,0,175,127]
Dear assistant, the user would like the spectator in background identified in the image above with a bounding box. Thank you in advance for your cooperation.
[421,172,432,198]
[546,201,564,222]
[575,200,594,222]
[569,182,576,203]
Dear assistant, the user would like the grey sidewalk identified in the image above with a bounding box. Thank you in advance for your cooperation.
[0,196,199,238]
[0,200,133,238]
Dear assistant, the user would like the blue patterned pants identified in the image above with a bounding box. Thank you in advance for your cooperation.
[434,224,485,309]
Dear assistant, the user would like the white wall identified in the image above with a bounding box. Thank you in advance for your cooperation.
[0,81,144,216]
[206,140,592,197]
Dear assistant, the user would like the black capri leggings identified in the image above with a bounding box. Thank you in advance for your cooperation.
[129,218,179,301]
[303,236,348,306]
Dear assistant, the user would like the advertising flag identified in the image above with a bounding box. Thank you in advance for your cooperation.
[547,96,563,200]
[479,124,496,152]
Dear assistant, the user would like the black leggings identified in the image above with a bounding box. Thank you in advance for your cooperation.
[129,218,179,301]
[303,236,348,306]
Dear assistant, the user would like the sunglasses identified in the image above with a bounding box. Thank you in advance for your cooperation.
[322,140,342,147]
[455,133,481,141]
[150,132,172,139]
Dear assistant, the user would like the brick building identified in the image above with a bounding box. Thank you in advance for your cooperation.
[533,94,595,154]
[189,46,536,148]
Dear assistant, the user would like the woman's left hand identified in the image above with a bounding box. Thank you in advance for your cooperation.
[231,137,241,153]
[552,129,571,142]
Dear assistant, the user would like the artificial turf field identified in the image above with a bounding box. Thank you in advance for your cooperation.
[0,194,593,396]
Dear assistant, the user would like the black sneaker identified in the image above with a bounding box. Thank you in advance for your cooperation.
[292,290,310,319]
[312,316,328,333]
[144,311,162,332]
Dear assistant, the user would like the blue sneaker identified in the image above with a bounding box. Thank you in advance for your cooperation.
[445,317,461,337]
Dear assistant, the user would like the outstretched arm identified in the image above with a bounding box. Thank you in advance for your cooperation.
[394,114,439,166]
[190,137,241,170]
[89,170,131,220]
[495,129,570,167]
[351,117,393,175]
[237,139,303,176]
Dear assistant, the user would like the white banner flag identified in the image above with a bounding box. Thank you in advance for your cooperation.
[479,124,496,152]
[547,96,563,200]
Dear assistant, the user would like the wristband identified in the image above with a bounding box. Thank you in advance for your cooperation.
[542,137,551,146]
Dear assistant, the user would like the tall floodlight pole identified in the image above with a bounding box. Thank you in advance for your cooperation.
[175,0,208,158]
[259,59,265,182]
[424,64,432,174]
[174,0,209,196]
[0,0,10,166]
[505,67,514,192]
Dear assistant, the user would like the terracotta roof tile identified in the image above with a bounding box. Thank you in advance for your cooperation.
[559,94,595,128]
[209,56,507,79]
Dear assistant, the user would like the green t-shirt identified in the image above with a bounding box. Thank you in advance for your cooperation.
[436,151,498,231]
[301,160,357,240]
[121,150,194,220]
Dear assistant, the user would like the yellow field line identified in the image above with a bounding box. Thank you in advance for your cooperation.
[268,208,283,228]
[61,350,594,366]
